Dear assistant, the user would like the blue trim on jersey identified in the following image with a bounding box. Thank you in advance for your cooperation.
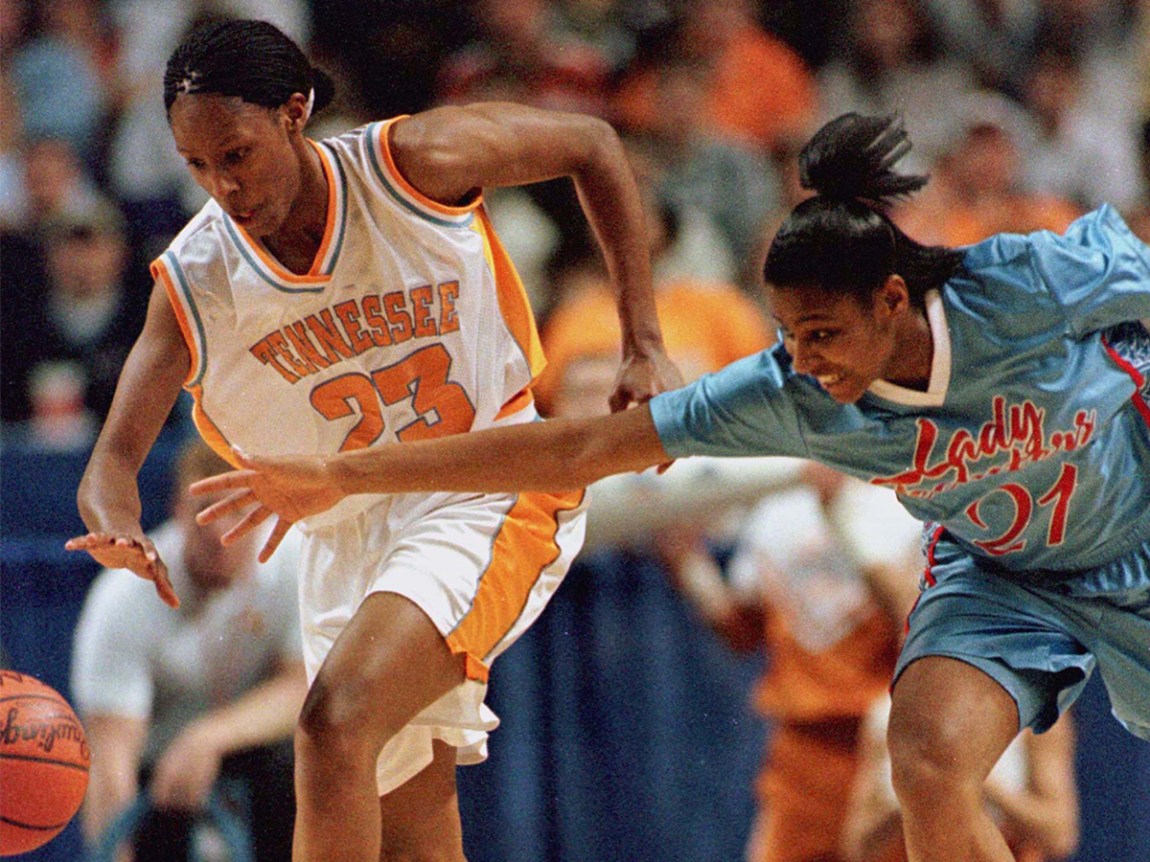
[221,217,327,294]
[319,140,349,271]
[162,251,208,388]
[365,122,476,230]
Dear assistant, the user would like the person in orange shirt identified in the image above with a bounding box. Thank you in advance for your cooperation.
[892,92,1082,247]
[669,463,924,862]
[535,185,772,415]
[612,0,817,155]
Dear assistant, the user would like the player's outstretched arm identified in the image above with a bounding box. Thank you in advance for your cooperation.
[65,281,189,607]
[192,404,670,560]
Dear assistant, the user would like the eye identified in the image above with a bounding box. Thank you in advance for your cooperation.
[809,329,835,342]
[185,158,206,170]
[224,147,249,166]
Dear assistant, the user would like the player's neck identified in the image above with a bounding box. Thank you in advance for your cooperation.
[261,143,330,275]
[886,307,934,392]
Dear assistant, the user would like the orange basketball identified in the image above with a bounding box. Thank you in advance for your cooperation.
[0,670,90,856]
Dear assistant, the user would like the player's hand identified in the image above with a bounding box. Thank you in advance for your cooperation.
[190,448,345,562]
[149,722,223,812]
[610,346,683,474]
[64,532,180,608]
[608,345,684,413]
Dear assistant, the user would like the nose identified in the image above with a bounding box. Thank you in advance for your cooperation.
[205,168,240,201]
[789,339,816,375]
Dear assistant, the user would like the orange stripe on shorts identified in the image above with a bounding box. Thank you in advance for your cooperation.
[446,488,584,681]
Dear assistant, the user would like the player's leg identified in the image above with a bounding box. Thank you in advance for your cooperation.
[888,656,1018,862]
[376,739,464,859]
[292,591,467,862]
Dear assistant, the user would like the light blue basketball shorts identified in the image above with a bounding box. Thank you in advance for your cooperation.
[894,529,1150,739]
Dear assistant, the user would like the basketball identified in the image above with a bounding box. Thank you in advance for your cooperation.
[0,670,90,856]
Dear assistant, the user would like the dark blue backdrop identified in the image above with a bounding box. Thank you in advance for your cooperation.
[3,438,1147,862]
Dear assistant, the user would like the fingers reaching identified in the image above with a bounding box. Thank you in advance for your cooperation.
[64,532,181,608]
[220,502,274,547]
[195,488,257,526]
[259,518,293,564]
[151,558,180,609]
[189,469,258,499]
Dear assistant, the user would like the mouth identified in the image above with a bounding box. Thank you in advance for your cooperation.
[228,206,259,226]
[816,373,844,389]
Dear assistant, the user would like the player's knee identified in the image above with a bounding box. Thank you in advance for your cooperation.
[888,700,977,807]
[296,674,386,761]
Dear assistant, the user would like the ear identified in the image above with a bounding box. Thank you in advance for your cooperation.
[282,92,310,133]
[874,274,910,321]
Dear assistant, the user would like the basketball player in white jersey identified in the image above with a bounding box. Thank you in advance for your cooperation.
[66,18,681,862]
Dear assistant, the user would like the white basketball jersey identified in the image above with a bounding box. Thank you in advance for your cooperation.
[153,119,546,528]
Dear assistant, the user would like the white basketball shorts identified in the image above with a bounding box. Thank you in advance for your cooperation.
[297,487,587,794]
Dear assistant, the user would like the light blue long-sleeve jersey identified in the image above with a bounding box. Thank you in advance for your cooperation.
[651,206,1150,578]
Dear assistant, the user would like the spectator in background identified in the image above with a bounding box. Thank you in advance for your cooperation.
[816,0,978,170]
[1019,42,1146,214]
[918,0,1040,96]
[17,136,106,231]
[893,91,1081,247]
[436,0,610,115]
[612,0,818,157]
[72,437,306,862]
[0,70,28,230]
[0,199,149,445]
[842,699,1078,862]
[436,0,615,309]
[669,463,923,862]
[535,171,773,417]
[551,0,638,78]
[620,53,781,287]
[7,0,116,168]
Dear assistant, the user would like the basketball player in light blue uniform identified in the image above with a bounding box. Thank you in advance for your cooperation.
[193,114,1150,862]
[652,204,1150,732]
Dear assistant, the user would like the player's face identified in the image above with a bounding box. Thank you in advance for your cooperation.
[169,93,303,238]
[769,277,910,403]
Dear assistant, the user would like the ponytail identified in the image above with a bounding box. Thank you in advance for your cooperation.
[764,113,963,305]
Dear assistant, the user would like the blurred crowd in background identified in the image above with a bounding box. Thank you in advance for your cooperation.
[1,0,1148,447]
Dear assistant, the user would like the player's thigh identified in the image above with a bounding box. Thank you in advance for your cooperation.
[303,591,467,741]
[377,739,464,861]
[899,535,1093,735]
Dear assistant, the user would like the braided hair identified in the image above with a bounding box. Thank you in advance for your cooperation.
[763,113,964,306]
[163,19,335,116]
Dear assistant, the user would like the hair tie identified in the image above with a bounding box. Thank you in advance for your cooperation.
[301,87,315,126]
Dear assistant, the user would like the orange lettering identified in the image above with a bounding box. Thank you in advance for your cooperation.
[411,285,438,338]
[286,321,331,370]
[306,310,356,362]
[438,281,460,334]
[383,291,413,343]
[361,294,393,346]
[250,337,300,383]
[334,299,375,354]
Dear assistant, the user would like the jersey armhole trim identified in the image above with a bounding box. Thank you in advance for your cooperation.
[367,119,480,228]
[151,253,204,388]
